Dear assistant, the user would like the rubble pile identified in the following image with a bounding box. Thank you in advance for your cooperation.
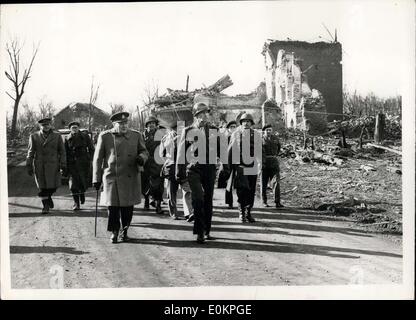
[153,75,233,108]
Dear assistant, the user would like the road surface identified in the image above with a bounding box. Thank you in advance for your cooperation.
[7,164,402,289]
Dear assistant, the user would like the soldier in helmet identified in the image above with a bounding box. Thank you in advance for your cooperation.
[176,102,225,243]
[261,124,284,208]
[26,117,67,214]
[228,113,262,223]
[142,115,165,215]
[64,121,95,210]
[92,112,149,243]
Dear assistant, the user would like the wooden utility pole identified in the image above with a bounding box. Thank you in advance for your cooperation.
[185,75,189,92]
[374,113,385,143]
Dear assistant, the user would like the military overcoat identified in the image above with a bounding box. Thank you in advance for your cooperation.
[92,128,149,206]
[26,130,67,190]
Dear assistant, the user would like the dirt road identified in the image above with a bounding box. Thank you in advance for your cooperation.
[7,164,402,289]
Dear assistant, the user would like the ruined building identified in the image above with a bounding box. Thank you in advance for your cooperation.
[53,102,112,130]
[140,75,267,130]
[262,39,343,134]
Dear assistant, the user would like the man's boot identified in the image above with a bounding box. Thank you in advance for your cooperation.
[110,231,118,243]
[246,206,256,223]
[72,195,80,211]
[144,196,150,210]
[276,202,284,208]
[80,193,85,205]
[156,200,164,215]
[239,205,247,223]
[196,233,205,244]
[41,199,50,214]
[262,201,269,208]
[121,227,130,242]
[48,196,54,209]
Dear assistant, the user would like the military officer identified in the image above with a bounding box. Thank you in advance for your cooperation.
[64,121,95,210]
[261,124,284,208]
[176,102,224,243]
[159,124,193,220]
[142,115,164,215]
[228,113,262,223]
[26,117,67,214]
[92,112,149,243]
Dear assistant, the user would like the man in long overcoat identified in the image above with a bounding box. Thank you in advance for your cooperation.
[26,117,67,214]
[92,112,149,243]
[64,121,95,210]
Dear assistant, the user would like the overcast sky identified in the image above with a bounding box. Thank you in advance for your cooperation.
[0,0,413,114]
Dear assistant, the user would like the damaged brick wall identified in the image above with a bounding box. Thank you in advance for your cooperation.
[263,40,343,122]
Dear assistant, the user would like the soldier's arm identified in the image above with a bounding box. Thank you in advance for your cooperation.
[227,131,238,168]
[92,133,105,184]
[175,129,187,181]
[58,134,67,170]
[86,134,95,159]
[26,134,35,166]
[137,132,149,166]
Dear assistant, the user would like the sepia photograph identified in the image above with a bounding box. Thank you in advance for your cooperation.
[0,1,414,300]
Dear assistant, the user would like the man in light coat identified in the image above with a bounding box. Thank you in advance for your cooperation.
[92,112,149,243]
[26,117,67,214]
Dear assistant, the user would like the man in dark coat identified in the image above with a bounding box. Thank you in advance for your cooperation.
[261,124,284,208]
[92,112,149,243]
[176,102,225,243]
[26,118,67,214]
[228,113,262,223]
[142,115,165,215]
[64,121,95,210]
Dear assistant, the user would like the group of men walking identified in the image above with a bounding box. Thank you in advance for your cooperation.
[25,102,283,244]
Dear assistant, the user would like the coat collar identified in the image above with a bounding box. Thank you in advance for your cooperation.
[110,127,130,139]
[39,130,56,146]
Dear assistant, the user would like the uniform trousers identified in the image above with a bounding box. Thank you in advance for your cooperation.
[261,163,280,204]
[167,179,193,217]
[187,165,216,236]
[236,174,258,209]
[107,206,134,232]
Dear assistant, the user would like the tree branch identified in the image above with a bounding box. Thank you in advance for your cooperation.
[6,91,16,101]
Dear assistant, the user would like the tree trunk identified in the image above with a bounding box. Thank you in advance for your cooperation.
[359,126,365,149]
[10,97,21,139]
[374,113,385,144]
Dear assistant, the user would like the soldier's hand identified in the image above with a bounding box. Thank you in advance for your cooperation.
[137,156,145,166]
[61,167,68,177]
[27,167,33,176]
[93,182,102,190]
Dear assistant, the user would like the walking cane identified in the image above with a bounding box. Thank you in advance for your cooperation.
[94,188,99,237]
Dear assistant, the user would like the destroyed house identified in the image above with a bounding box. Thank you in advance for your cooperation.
[53,102,112,131]
[141,75,267,129]
[262,39,343,132]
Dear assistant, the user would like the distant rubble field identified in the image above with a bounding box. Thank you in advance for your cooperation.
[277,137,402,235]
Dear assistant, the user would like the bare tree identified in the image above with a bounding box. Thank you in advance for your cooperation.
[141,78,159,106]
[109,103,125,114]
[38,96,56,119]
[4,38,40,138]
[88,76,100,132]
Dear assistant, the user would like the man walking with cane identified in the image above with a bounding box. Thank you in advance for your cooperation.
[92,112,149,243]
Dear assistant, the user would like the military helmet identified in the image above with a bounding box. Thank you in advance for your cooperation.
[144,115,159,127]
[239,113,254,125]
[192,102,210,117]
